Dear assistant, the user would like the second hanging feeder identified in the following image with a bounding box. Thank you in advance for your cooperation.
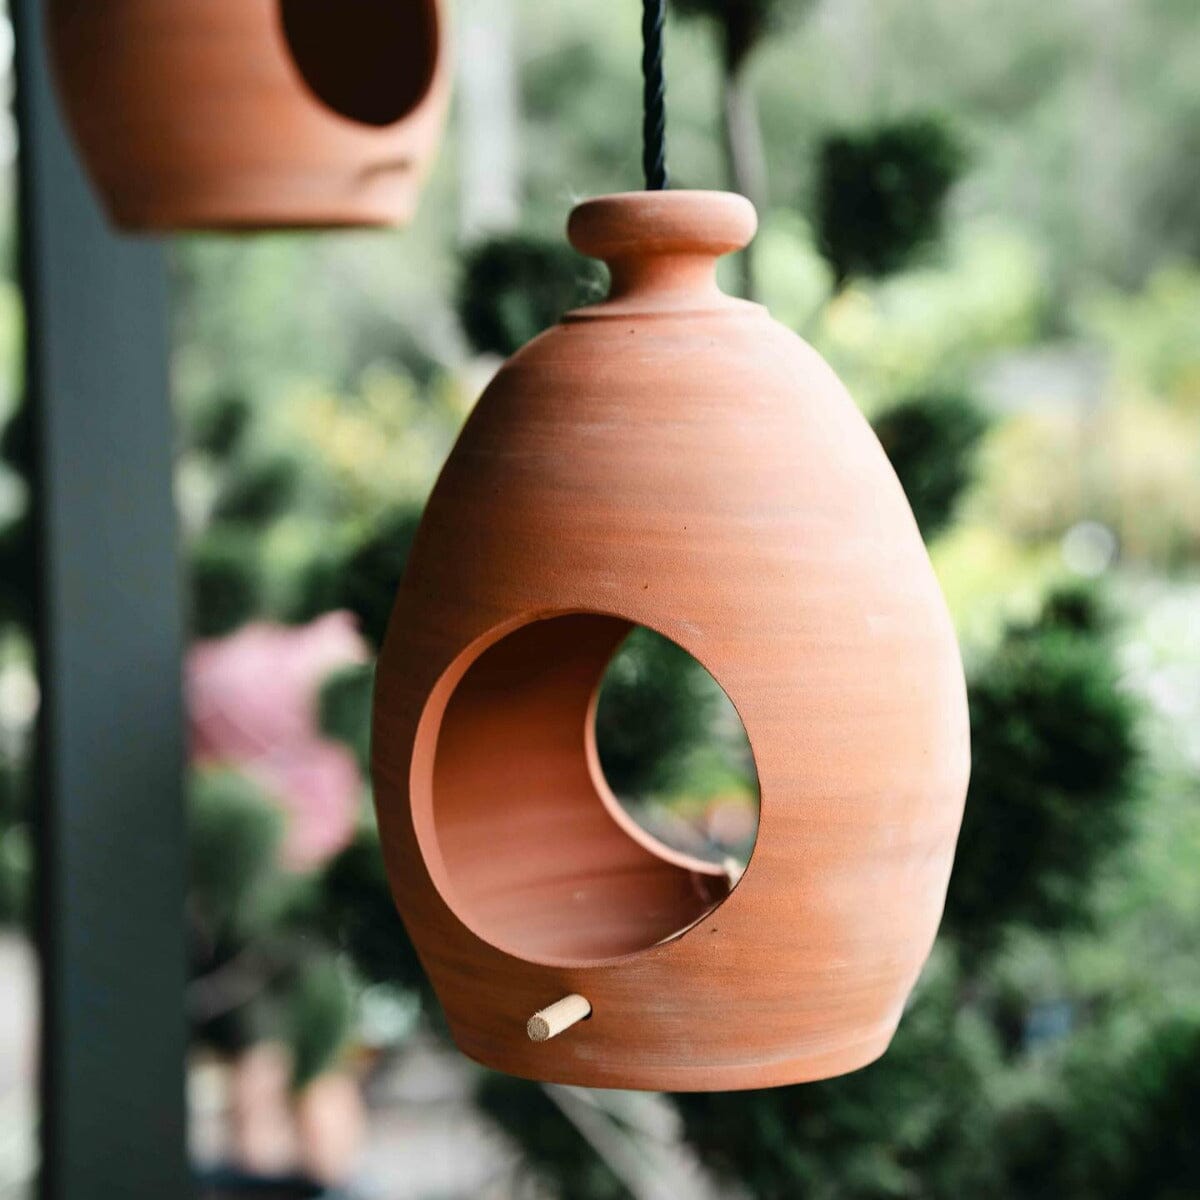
[46,0,451,231]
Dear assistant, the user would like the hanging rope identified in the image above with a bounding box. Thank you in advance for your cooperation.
[641,0,669,189]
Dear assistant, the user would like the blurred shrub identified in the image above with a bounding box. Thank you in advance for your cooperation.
[186,391,253,459]
[816,116,965,287]
[0,511,31,628]
[188,769,289,942]
[873,390,988,540]
[286,955,355,1090]
[318,827,431,1001]
[317,662,374,773]
[211,452,305,525]
[672,0,807,67]
[190,527,263,638]
[1068,1016,1200,1199]
[677,956,999,1199]
[333,507,421,648]
[0,403,32,627]
[0,804,32,929]
[946,583,1141,958]
[457,235,604,358]
[594,627,722,799]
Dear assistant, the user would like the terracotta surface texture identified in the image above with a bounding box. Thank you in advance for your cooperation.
[371,190,971,1091]
[46,0,450,231]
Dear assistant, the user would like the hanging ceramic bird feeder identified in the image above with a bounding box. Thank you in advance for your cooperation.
[371,187,970,1091]
[370,3,970,1092]
[46,0,450,231]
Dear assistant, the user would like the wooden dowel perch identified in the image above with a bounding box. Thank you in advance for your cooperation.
[527,994,591,1042]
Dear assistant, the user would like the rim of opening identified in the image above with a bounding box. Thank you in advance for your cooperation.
[408,609,762,970]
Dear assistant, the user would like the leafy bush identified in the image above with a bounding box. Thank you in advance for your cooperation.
[816,117,965,287]
[946,584,1141,958]
[457,235,604,358]
[873,390,988,540]
[190,527,263,639]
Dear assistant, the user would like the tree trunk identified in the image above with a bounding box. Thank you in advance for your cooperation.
[720,59,768,301]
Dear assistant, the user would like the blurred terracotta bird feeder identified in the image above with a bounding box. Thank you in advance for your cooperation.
[46,0,450,231]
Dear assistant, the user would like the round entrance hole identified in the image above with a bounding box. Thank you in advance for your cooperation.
[418,615,760,965]
[280,0,440,128]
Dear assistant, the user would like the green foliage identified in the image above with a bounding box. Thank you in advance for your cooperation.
[1067,1016,1200,1199]
[593,627,720,798]
[189,526,263,639]
[0,807,32,928]
[211,452,305,524]
[872,390,988,540]
[0,404,31,627]
[188,769,288,941]
[476,1075,629,1200]
[186,391,252,459]
[331,507,421,648]
[677,959,1000,1199]
[945,584,1141,957]
[457,235,604,358]
[317,662,374,773]
[286,955,355,1090]
[672,0,809,69]
[998,1015,1200,1199]
[318,827,430,1000]
[815,117,965,287]
[0,512,31,628]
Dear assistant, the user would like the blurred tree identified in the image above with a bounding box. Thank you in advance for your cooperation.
[187,769,355,1086]
[872,390,988,540]
[317,826,432,1003]
[815,116,965,289]
[0,402,31,627]
[331,507,422,649]
[190,527,264,639]
[1068,1016,1200,1200]
[211,452,305,525]
[186,390,253,460]
[457,234,605,357]
[286,955,355,1090]
[673,0,816,298]
[945,583,1141,961]
[317,662,374,774]
[594,626,720,799]
[677,957,1000,1200]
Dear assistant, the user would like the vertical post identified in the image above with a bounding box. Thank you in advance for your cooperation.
[10,3,190,1198]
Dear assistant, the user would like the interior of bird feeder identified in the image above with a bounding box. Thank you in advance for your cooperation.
[280,0,440,127]
[413,614,760,966]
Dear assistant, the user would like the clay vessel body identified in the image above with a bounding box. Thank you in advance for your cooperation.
[46,0,450,231]
[372,191,970,1091]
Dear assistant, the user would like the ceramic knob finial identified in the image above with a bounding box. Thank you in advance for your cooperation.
[567,190,757,310]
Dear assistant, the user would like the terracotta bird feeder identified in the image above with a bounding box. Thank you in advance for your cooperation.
[46,0,450,231]
[371,190,971,1091]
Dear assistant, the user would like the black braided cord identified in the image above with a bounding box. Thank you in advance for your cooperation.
[641,0,669,189]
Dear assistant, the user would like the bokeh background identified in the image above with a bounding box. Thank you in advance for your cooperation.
[2,0,1199,1196]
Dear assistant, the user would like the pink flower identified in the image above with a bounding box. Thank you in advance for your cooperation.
[188,612,370,871]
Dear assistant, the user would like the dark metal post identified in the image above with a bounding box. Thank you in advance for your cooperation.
[11,3,190,1197]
